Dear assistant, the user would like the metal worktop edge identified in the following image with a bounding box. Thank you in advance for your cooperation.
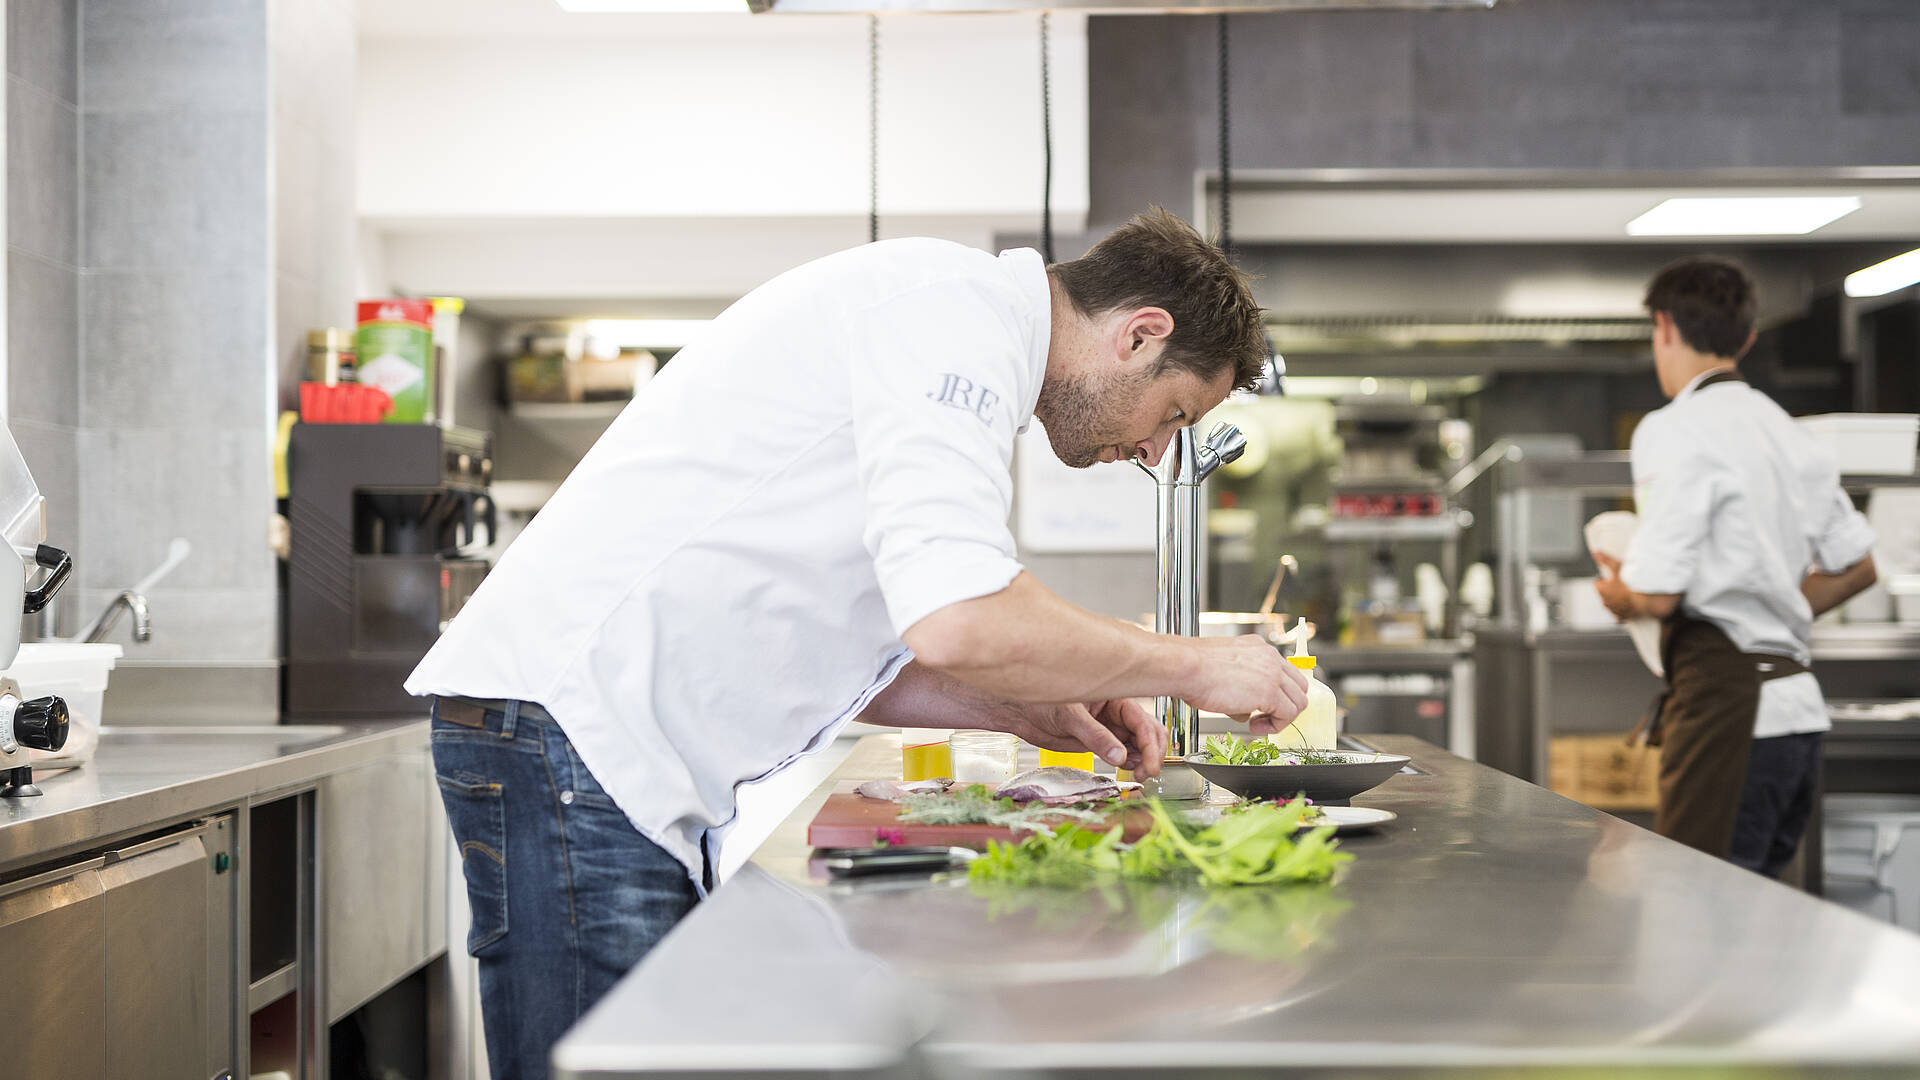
[0,719,430,871]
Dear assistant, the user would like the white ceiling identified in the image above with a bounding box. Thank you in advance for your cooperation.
[357,0,793,39]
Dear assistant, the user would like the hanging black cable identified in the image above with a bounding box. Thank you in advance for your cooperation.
[869,14,880,244]
[1040,12,1054,264]
[1216,12,1232,258]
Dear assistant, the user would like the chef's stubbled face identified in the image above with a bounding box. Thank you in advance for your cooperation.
[1040,365,1231,469]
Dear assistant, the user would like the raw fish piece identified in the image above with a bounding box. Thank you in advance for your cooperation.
[993,766,1142,805]
[855,778,955,801]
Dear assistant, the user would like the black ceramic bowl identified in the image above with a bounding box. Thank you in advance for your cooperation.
[1187,751,1412,805]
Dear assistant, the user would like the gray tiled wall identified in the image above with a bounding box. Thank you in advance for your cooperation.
[73,0,275,663]
[1088,0,1920,228]
[7,0,82,593]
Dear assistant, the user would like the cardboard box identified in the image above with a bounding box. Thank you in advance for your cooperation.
[1549,734,1660,812]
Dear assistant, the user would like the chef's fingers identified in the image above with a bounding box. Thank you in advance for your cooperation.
[1103,697,1163,778]
[1058,704,1131,768]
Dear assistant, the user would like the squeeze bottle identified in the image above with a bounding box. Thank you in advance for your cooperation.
[1270,618,1338,751]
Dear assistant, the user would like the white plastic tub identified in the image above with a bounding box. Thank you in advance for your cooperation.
[1890,575,1920,627]
[4,643,123,768]
[1797,414,1920,476]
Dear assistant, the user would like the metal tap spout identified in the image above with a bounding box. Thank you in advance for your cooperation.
[80,590,150,644]
[1136,421,1246,794]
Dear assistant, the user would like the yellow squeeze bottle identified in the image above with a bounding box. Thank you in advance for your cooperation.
[1271,620,1338,751]
[1038,748,1096,770]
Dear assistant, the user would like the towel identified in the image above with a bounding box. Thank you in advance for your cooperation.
[1585,511,1664,678]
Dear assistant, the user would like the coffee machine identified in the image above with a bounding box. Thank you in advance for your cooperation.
[0,424,72,795]
[285,423,492,719]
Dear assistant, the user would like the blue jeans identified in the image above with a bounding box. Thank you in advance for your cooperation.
[1730,731,1822,880]
[431,698,702,1080]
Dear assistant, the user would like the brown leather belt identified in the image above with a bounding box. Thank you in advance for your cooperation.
[432,696,532,730]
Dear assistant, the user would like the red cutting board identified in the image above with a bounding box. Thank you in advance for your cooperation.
[805,781,1154,849]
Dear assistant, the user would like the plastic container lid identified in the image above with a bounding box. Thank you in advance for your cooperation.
[3,643,123,691]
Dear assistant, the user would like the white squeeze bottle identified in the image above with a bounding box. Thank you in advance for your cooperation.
[1270,618,1338,751]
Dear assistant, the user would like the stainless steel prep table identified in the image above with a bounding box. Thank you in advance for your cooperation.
[555,733,1920,1079]
[0,720,428,870]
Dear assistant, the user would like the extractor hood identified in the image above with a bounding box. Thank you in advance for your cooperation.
[751,0,1493,13]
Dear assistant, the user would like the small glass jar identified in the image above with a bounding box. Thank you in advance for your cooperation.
[948,730,1019,784]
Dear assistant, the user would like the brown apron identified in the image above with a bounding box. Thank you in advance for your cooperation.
[1636,612,1810,858]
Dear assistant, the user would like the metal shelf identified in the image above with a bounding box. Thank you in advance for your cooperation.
[248,961,298,1013]
[508,400,628,421]
[1323,517,1463,541]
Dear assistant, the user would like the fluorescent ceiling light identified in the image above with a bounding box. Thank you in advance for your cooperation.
[556,0,746,11]
[584,319,712,348]
[1625,196,1862,236]
[1845,247,1920,298]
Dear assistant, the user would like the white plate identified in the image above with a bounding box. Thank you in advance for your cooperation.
[1314,806,1397,833]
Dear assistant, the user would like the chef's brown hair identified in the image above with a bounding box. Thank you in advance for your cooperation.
[1644,256,1758,361]
[1049,208,1270,393]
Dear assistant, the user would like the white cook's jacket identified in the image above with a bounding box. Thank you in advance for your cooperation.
[407,240,1050,890]
[1621,369,1876,738]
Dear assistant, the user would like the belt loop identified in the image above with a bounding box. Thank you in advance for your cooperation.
[500,699,520,740]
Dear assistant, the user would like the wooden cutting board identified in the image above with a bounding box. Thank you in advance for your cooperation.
[805,781,1154,849]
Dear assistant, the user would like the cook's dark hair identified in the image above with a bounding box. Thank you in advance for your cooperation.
[1643,256,1758,360]
[1049,208,1269,393]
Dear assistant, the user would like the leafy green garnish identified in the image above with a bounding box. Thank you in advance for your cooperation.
[1202,734,1346,766]
[967,796,1350,889]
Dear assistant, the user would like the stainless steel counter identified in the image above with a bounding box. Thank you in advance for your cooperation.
[0,719,428,870]
[556,733,1920,1079]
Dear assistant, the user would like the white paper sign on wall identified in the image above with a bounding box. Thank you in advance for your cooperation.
[1013,421,1157,553]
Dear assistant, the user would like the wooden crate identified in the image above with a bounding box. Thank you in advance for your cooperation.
[1549,734,1660,812]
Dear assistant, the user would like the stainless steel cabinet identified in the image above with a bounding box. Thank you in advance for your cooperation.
[0,817,236,1080]
[321,742,448,1024]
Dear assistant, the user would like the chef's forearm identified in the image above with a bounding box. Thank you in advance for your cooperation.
[1803,554,1876,617]
[900,572,1202,704]
[854,661,1027,731]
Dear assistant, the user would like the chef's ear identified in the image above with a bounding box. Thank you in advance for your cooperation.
[1119,306,1174,359]
[1734,328,1757,362]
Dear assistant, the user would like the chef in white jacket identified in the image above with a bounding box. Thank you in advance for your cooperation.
[1596,256,1876,879]
[407,209,1307,1080]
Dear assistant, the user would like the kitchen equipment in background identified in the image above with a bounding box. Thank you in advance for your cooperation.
[1197,610,1292,645]
[1890,575,1920,625]
[1256,553,1297,620]
[306,328,355,386]
[68,536,190,645]
[285,423,493,720]
[7,643,122,769]
[1136,422,1247,799]
[356,300,436,424]
[1337,671,1453,750]
[300,381,393,424]
[1797,413,1919,476]
[430,297,464,428]
[0,421,74,797]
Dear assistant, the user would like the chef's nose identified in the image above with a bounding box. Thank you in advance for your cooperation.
[1135,436,1168,467]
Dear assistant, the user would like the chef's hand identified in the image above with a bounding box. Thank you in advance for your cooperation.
[1185,635,1309,736]
[1592,553,1633,621]
[1004,698,1167,778]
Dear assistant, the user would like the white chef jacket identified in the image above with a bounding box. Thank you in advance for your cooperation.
[407,240,1050,889]
[1621,369,1877,738]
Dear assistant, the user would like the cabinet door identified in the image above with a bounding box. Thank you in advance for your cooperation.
[0,859,108,1080]
[322,745,438,1023]
[102,830,212,1080]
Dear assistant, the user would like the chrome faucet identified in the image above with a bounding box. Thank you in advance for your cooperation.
[79,590,151,644]
[1136,421,1246,797]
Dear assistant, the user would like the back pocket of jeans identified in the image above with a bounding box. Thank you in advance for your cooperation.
[436,770,508,955]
